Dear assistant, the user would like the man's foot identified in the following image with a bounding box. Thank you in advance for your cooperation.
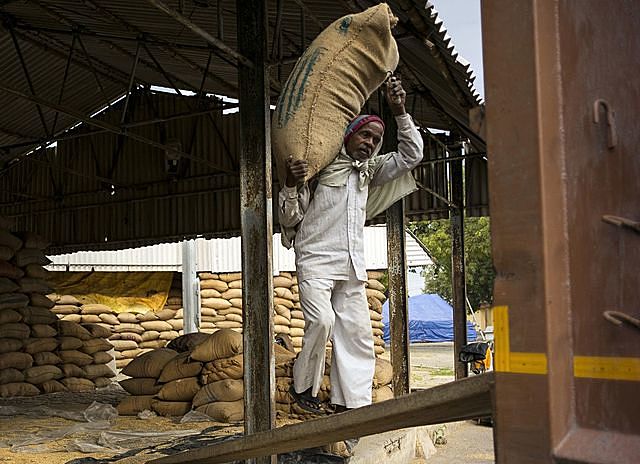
[289,386,325,414]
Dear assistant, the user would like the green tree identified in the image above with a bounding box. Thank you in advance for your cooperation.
[409,217,494,311]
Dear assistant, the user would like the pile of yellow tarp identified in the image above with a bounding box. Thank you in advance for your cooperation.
[48,271,173,314]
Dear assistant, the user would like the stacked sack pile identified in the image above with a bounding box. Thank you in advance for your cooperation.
[198,272,243,333]
[0,226,115,397]
[366,271,387,356]
[116,330,394,422]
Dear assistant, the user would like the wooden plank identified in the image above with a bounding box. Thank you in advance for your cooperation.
[148,373,494,464]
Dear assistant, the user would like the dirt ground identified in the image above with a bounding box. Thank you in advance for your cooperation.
[0,343,493,463]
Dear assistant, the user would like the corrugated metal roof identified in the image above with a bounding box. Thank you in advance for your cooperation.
[46,226,431,272]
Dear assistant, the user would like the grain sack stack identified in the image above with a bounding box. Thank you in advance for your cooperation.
[366,271,387,356]
[198,272,242,333]
[191,329,244,422]
[117,348,177,416]
[371,357,394,403]
[49,294,82,322]
[273,272,294,339]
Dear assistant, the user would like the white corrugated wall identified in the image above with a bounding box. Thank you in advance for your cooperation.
[47,226,431,273]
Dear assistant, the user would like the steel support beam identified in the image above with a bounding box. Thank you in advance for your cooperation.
[236,1,275,464]
[147,0,252,68]
[181,240,200,334]
[51,33,76,134]
[381,104,411,396]
[450,144,468,379]
[0,85,235,174]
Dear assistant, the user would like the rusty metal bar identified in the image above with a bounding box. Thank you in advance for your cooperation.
[0,84,236,174]
[51,33,76,134]
[381,102,411,397]
[147,0,253,68]
[7,26,50,137]
[449,142,468,380]
[148,373,494,464]
[120,41,141,125]
[236,1,275,463]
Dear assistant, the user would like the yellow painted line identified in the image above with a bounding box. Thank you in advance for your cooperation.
[509,352,548,375]
[574,356,640,381]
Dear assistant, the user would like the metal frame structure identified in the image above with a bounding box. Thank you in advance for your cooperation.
[0,1,492,462]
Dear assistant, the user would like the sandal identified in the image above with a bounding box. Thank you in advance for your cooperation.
[289,386,325,414]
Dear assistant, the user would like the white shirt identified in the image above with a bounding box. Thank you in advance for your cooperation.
[278,113,424,283]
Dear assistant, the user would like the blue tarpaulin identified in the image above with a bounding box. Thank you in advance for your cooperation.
[382,293,477,343]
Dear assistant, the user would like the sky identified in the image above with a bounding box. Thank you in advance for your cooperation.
[428,0,484,100]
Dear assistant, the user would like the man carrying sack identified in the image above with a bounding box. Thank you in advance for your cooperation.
[278,76,423,415]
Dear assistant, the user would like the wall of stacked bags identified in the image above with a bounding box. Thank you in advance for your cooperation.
[49,270,388,371]
[117,329,394,421]
[0,226,115,397]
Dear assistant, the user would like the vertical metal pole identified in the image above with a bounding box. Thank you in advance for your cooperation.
[181,239,200,334]
[237,0,275,463]
[382,103,411,396]
[450,145,468,379]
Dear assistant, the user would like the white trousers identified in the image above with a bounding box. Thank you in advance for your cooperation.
[293,269,375,409]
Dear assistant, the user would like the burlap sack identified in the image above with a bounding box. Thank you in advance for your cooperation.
[228,298,243,309]
[24,365,63,384]
[158,352,203,383]
[0,338,22,353]
[159,330,179,341]
[368,297,383,313]
[201,354,244,382]
[155,309,177,321]
[373,357,393,387]
[200,289,222,299]
[121,348,177,378]
[57,320,92,339]
[290,319,305,330]
[151,399,192,417]
[225,314,243,324]
[274,297,293,310]
[373,337,385,347]
[14,249,51,267]
[120,377,161,395]
[30,324,57,338]
[165,333,210,353]
[218,273,241,283]
[61,377,95,392]
[116,358,132,369]
[291,310,304,320]
[40,380,68,394]
[0,262,23,280]
[202,315,226,323]
[156,377,200,402]
[374,345,385,356]
[0,367,24,384]
[273,276,293,289]
[0,309,21,325]
[122,348,143,359]
[139,340,166,349]
[290,328,304,338]
[200,279,228,292]
[367,279,386,292]
[80,304,113,315]
[82,323,112,339]
[18,278,53,295]
[117,395,155,415]
[23,337,58,355]
[118,332,143,343]
[136,311,159,322]
[190,329,243,362]
[372,385,394,403]
[0,277,19,294]
[275,377,294,404]
[99,313,119,325]
[166,296,182,306]
[117,312,138,323]
[198,272,218,280]
[218,307,242,316]
[196,400,244,423]
[201,298,231,311]
[140,320,173,332]
[59,363,85,378]
[192,379,243,407]
[0,293,29,311]
[200,307,217,317]
[272,4,398,183]
[58,336,83,351]
[0,382,40,397]
[369,310,383,322]
[215,321,243,330]
[51,304,79,315]
[0,246,12,261]
[372,328,384,338]
[274,325,290,335]
[92,351,112,365]
[80,339,112,355]
[34,352,62,366]
[0,323,30,339]
[61,314,82,323]
[94,377,112,388]
[366,289,386,302]
[274,305,291,319]
[57,295,80,305]
[24,264,49,280]
[58,350,94,366]
[140,330,160,342]
[221,289,241,300]
[84,364,116,380]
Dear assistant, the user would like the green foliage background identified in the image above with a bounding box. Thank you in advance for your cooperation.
[409,217,495,311]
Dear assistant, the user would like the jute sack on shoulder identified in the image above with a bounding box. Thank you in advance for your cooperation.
[117,395,155,415]
[271,3,399,183]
